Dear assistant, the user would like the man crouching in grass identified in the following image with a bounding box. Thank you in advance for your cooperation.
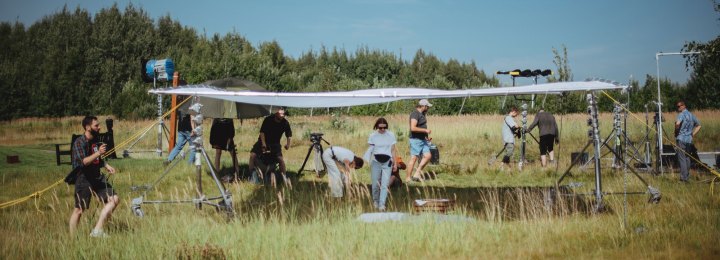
[68,116,119,238]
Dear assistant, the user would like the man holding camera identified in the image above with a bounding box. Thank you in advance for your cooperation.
[68,116,118,238]
[249,107,292,179]
[501,106,520,169]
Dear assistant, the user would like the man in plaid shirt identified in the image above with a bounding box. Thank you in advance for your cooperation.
[68,116,118,238]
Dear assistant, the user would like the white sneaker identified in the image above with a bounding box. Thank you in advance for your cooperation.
[90,229,108,238]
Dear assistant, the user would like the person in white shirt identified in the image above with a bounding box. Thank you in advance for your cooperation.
[322,146,364,198]
[366,118,398,211]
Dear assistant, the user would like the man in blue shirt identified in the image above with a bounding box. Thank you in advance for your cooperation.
[674,100,702,182]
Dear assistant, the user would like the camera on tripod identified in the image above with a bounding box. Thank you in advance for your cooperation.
[309,132,324,144]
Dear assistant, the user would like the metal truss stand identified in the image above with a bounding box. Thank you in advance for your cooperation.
[518,103,529,170]
[131,100,234,219]
[557,93,660,213]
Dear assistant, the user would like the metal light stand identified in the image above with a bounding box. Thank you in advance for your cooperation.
[122,121,170,157]
[518,103,529,170]
[580,103,646,170]
[643,104,653,169]
[155,73,165,157]
[131,99,234,218]
[556,93,661,213]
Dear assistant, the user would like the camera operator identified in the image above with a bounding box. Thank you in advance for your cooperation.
[249,107,292,178]
[500,106,520,169]
[68,116,118,238]
[322,145,364,198]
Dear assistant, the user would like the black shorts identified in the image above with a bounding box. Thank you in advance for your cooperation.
[539,134,556,155]
[74,176,116,210]
[210,118,235,150]
[251,141,283,158]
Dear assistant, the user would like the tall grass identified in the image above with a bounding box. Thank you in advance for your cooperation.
[1,112,719,259]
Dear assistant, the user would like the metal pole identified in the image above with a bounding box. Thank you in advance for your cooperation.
[587,93,603,211]
[156,75,163,157]
[655,53,663,174]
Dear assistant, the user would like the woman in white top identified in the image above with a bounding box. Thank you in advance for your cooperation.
[366,118,398,211]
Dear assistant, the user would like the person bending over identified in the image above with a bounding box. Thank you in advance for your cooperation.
[322,146,364,198]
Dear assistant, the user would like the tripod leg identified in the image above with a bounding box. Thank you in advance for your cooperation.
[488,146,506,165]
[298,144,316,174]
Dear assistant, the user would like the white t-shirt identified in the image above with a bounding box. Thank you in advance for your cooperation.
[325,146,355,163]
[368,131,397,156]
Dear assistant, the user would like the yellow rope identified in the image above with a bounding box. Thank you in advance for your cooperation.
[600,90,720,194]
[0,96,192,209]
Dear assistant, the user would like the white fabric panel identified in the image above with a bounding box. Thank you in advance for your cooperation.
[149,81,625,108]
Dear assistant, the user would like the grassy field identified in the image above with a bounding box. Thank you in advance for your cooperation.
[1,111,719,259]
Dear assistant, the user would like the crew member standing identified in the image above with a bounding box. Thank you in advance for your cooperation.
[406,99,433,182]
[674,100,701,182]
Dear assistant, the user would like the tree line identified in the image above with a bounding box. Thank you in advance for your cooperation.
[1,4,717,121]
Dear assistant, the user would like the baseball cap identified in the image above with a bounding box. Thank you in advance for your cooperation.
[418,99,433,107]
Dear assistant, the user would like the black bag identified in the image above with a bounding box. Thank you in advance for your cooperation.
[64,167,81,185]
[374,154,391,163]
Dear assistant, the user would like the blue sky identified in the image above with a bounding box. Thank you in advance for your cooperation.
[1,0,717,86]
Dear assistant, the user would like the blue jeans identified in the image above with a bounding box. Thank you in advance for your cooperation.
[167,131,195,164]
[409,138,430,156]
[371,159,392,210]
[676,141,691,181]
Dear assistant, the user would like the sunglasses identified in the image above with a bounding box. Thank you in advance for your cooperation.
[377,125,388,130]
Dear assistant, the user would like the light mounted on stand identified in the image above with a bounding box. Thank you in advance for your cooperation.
[141,59,175,83]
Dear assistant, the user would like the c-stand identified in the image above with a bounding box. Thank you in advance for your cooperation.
[298,133,330,177]
[131,100,234,219]
[557,93,660,213]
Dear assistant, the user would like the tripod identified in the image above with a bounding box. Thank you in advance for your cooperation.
[298,133,330,177]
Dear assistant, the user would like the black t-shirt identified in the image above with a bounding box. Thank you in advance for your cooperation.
[259,115,292,145]
[177,112,192,132]
[409,109,428,139]
[210,118,235,148]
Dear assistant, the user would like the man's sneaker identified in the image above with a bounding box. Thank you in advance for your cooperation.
[90,229,108,238]
[163,160,171,166]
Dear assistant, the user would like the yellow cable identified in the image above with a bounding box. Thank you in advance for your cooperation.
[600,90,720,194]
[0,96,193,209]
